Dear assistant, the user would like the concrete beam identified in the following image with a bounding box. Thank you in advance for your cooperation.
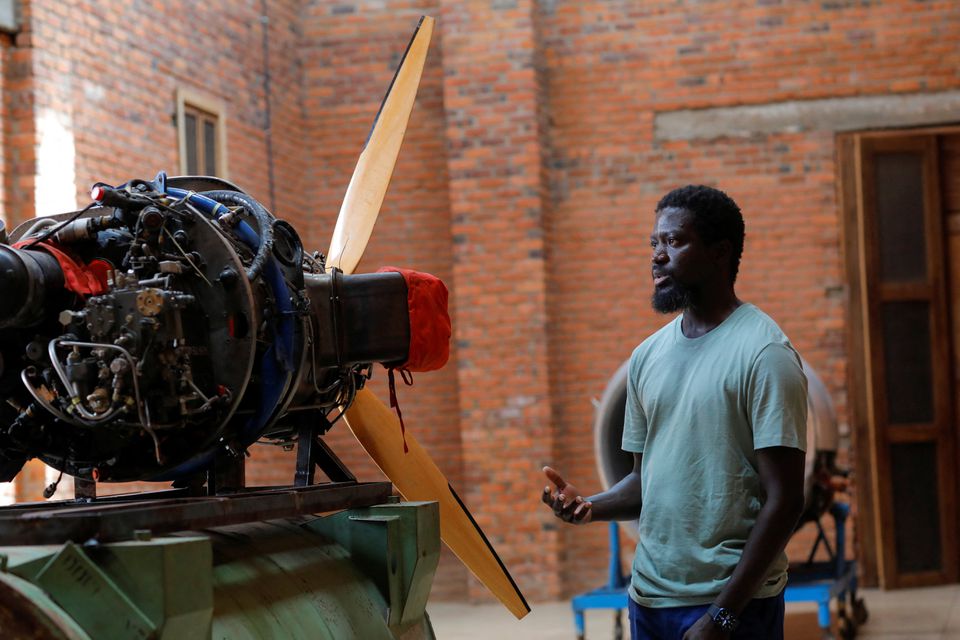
[655,90,960,141]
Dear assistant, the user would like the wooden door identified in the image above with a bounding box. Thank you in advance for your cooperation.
[851,133,958,588]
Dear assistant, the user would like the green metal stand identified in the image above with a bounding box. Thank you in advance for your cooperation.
[0,501,439,639]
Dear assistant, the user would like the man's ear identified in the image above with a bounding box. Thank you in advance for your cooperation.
[711,239,732,271]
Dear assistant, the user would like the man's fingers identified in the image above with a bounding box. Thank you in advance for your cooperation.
[559,494,578,514]
[558,495,582,519]
[553,494,568,517]
[541,470,592,525]
[553,500,563,517]
[542,466,567,490]
[544,487,566,514]
[541,486,554,506]
[573,501,592,523]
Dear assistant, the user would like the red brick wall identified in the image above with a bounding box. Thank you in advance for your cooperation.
[299,0,468,598]
[535,0,960,596]
[33,0,308,219]
[5,0,960,605]
[2,0,34,226]
[2,0,310,222]
[438,0,562,601]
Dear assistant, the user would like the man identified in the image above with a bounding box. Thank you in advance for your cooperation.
[542,185,807,639]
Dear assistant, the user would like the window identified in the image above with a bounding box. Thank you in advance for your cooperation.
[176,89,228,177]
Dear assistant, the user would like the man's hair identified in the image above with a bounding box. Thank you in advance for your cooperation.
[656,185,745,283]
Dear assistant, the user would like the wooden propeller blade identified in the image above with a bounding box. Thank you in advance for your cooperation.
[326,16,434,276]
[344,388,531,619]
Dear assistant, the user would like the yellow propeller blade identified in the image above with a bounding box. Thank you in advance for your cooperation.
[327,16,529,619]
[344,388,530,619]
[326,16,434,275]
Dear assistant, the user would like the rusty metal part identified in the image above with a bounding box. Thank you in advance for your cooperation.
[134,287,164,316]
[0,481,391,545]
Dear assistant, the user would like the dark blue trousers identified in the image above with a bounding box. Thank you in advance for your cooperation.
[628,592,784,640]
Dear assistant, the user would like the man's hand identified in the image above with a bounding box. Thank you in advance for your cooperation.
[541,466,593,524]
[682,613,728,640]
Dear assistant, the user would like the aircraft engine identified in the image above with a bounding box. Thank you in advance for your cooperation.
[0,173,412,484]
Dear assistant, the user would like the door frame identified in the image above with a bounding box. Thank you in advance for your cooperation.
[839,125,960,588]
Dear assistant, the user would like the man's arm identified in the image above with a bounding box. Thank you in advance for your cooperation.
[587,452,643,521]
[541,453,643,524]
[683,445,805,639]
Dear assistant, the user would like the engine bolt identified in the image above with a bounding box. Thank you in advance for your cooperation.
[218,267,239,287]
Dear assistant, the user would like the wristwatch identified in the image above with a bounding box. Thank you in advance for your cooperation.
[707,604,739,633]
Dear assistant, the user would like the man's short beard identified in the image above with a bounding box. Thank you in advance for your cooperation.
[651,284,693,314]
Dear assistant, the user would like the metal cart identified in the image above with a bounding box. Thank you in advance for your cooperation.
[571,503,868,639]
[571,523,629,640]
[785,501,868,639]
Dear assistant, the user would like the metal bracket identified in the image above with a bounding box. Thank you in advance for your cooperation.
[34,542,156,639]
[307,502,440,632]
[74,478,96,501]
[294,413,355,486]
[208,447,245,496]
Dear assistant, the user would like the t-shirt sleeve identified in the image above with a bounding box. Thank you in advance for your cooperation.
[621,350,647,453]
[748,342,808,451]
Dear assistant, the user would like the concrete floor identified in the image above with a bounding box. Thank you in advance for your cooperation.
[428,584,960,639]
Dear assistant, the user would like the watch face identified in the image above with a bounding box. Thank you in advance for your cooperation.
[709,606,739,632]
[716,610,737,631]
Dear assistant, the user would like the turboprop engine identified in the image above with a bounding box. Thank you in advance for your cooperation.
[0,174,415,484]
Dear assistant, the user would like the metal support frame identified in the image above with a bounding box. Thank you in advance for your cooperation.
[2,409,381,565]
[74,477,96,501]
[295,412,355,486]
[1,410,379,546]
[0,481,392,545]
[208,448,246,496]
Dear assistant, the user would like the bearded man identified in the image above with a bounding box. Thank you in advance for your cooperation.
[542,185,807,640]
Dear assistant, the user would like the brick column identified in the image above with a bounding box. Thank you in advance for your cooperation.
[2,0,36,226]
[439,2,560,600]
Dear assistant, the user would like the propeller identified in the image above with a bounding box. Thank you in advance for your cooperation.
[326,16,433,275]
[329,16,530,619]
[345,390,531,618]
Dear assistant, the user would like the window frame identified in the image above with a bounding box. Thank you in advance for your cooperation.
[176,88,229,178]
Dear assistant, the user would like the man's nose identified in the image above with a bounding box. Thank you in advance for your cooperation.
[652,248,667,264]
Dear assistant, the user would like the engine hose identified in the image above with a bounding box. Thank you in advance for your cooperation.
[164,188,293,375]
[163,187,273,282]
[150,187,293,481]
[199,190,275,282]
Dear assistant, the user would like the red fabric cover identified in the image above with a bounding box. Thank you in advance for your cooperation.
[13,240,109,296]
[376,266,451,453]
[377,266,451,372]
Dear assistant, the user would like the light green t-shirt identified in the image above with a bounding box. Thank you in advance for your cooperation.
[621,303,807,608]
